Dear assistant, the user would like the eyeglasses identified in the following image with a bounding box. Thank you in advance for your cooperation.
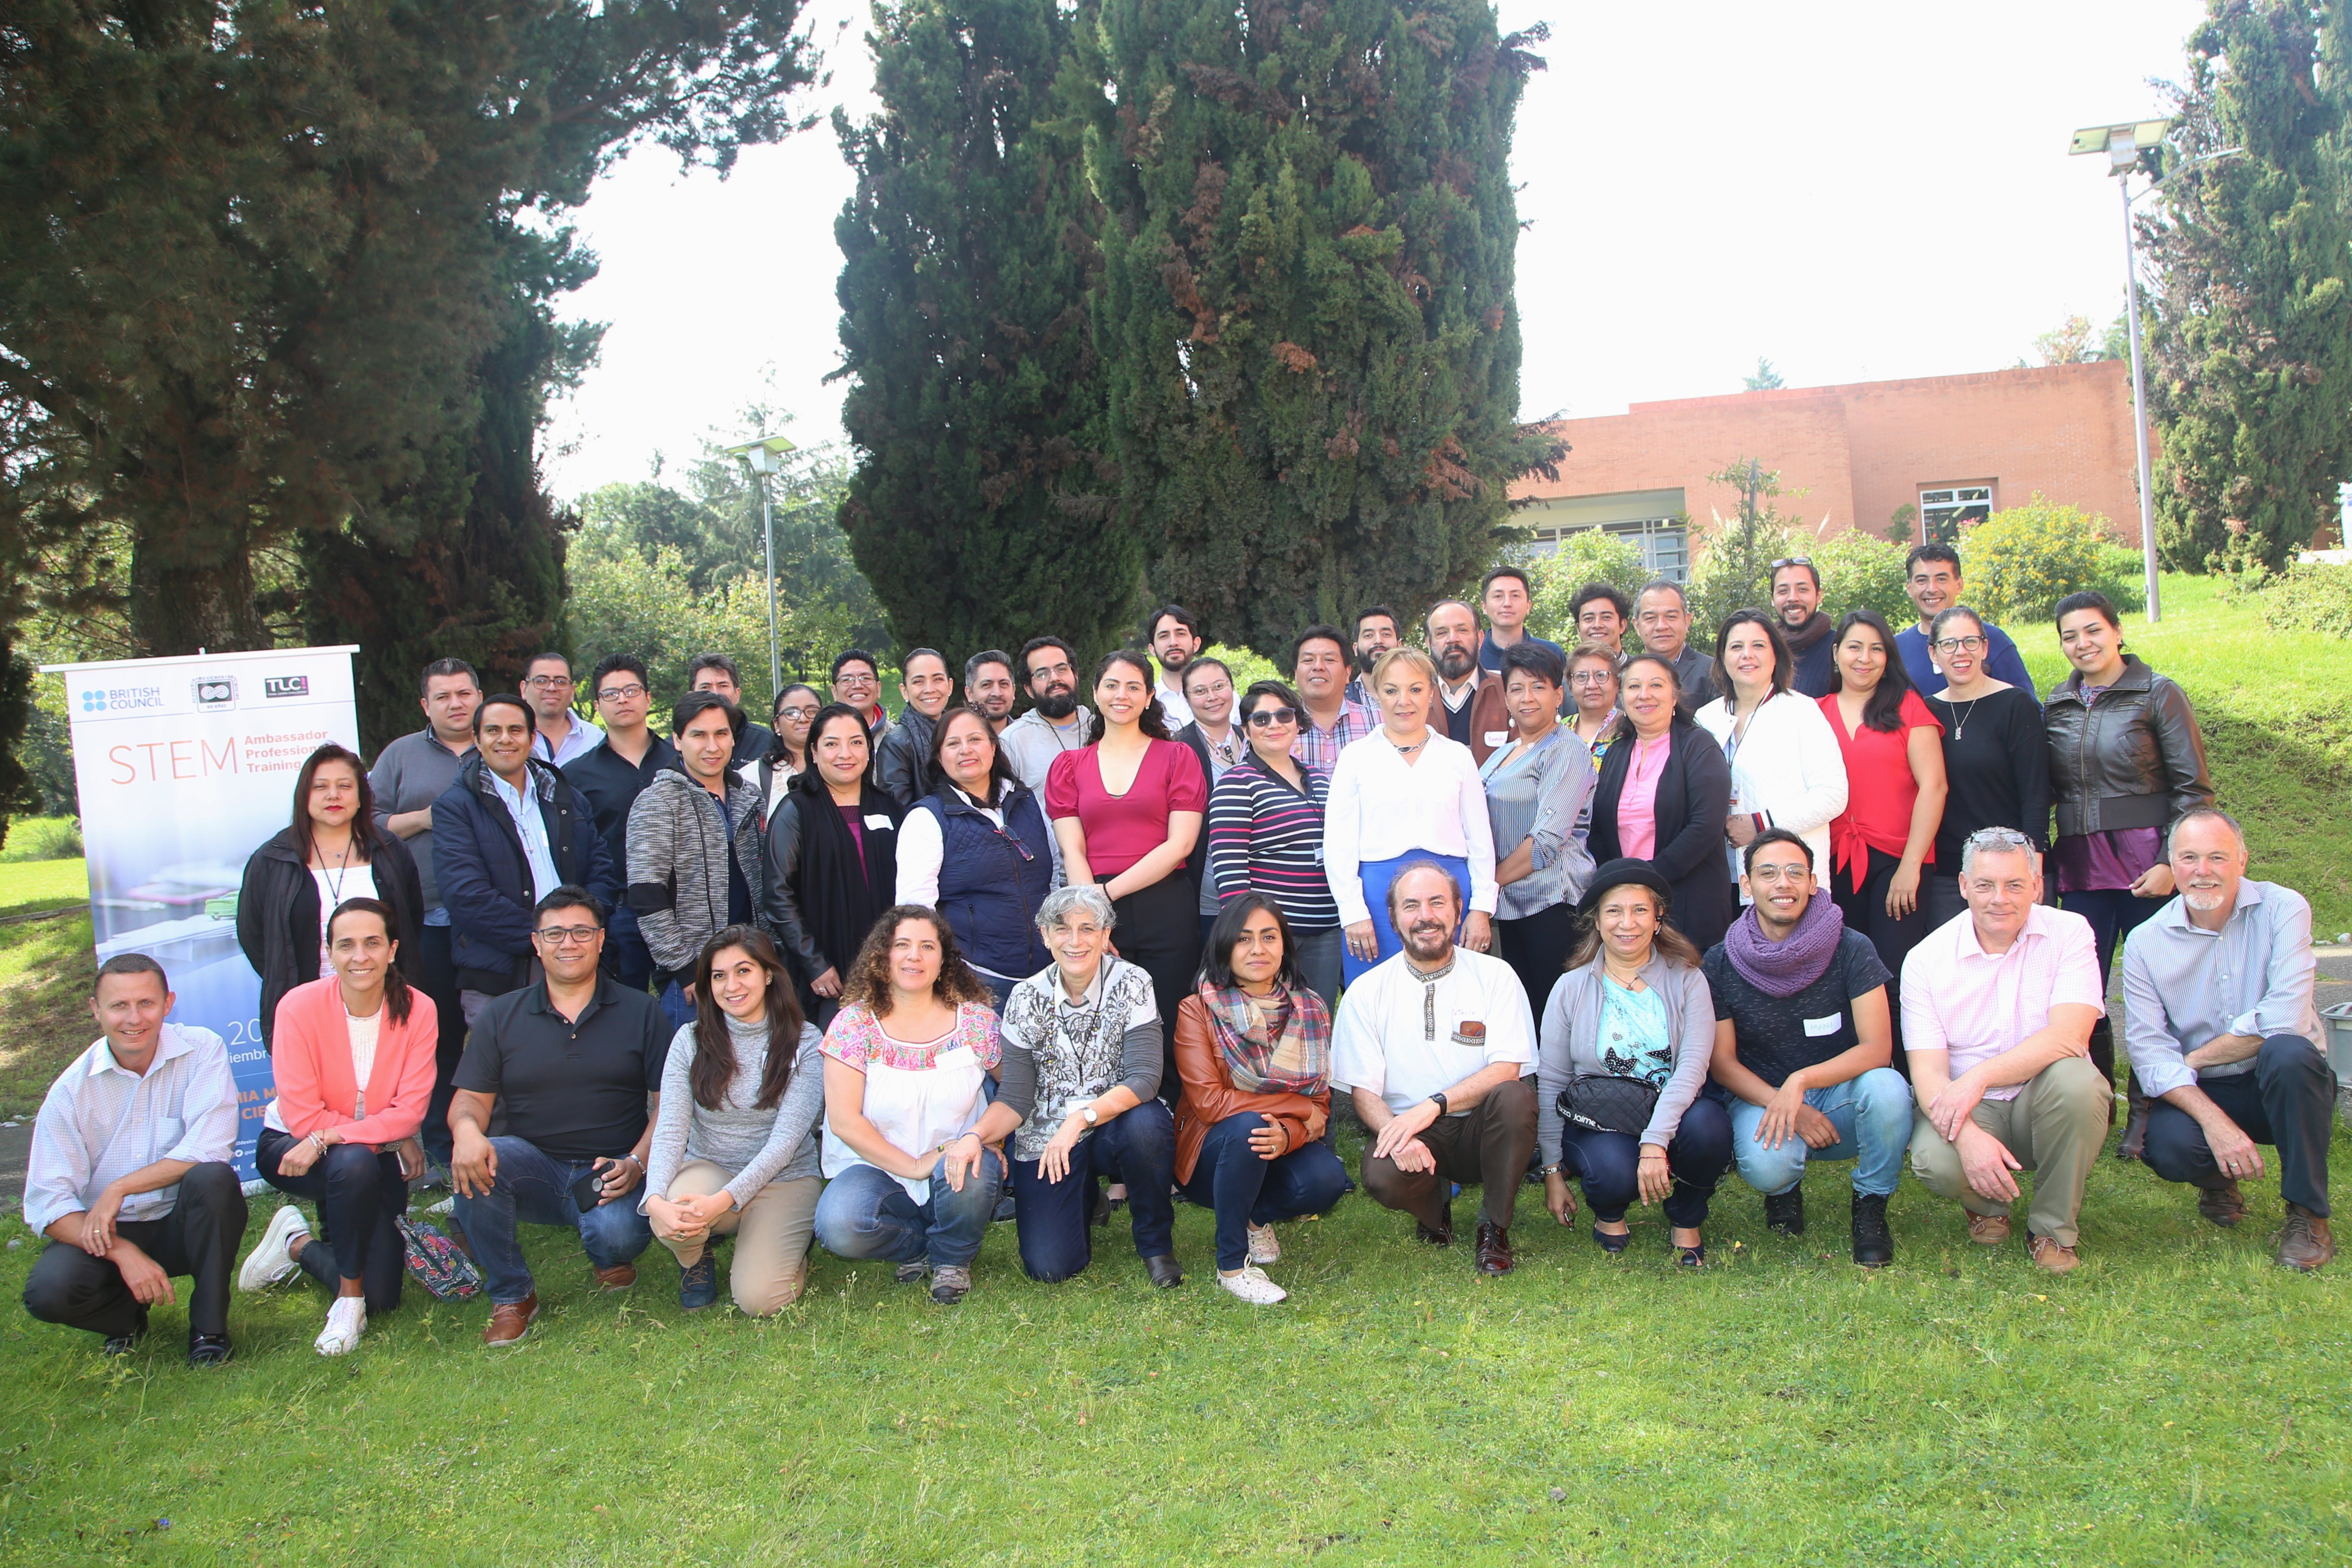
[532,925,601,947]
[834,670,877,686]
[595,683,647,703]
[1932,636,1987,654]
[1569,670,1616,686]
[776,705,818,722]
[523,674,574,690]
[1245,707,1298,727]
[1026,662,1074,683]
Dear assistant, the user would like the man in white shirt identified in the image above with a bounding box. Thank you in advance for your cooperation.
[1332,863,1538,1274]
[524,651,601,767]
[1145,603,1203,728]
[22,955,245,1364]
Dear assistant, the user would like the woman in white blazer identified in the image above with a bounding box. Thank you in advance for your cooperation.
[1692,609,1847,896]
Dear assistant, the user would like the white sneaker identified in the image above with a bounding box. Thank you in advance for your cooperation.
[315,1296,366,1356]
[1246,1223,1280,1266]
[1217,1265,1287,1305]
[238,1205,310,1292]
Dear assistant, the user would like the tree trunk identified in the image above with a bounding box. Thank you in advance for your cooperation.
[128,526,267,655]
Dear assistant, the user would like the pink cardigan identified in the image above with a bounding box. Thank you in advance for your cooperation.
[269,977,440,1147]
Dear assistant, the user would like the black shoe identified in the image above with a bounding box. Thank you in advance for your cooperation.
[1851,1193,1893,1268]
[1143,1254,1184,1288]
[103,1330,144,1357]
[187,1333,234,1368]
[1763,1187,1805,1236]
[1089,1184,1110,1227]
[1415,1203,1454,1246]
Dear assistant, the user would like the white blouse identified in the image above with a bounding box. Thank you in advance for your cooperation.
[1693,690,1848,894]
[1321,730,1497,926]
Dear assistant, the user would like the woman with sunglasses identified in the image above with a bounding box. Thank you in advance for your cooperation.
[1919,605,2048,931]
[897,707,1058,1010]
[1205,681,1344,1010]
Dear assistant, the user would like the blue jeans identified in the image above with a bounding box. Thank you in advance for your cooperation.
[1343,852,1473,985]
[1559,1095,1733,1229]
[602,910,655,995]
[1291,927,1344,1016]
[1726,1067,1911,1199]
[451,1136,656,1305]
[256,1129,409,1313]
[656,980,697,1034]
[1010,1099,1177,1282]
[813,1152,1005,1272]
[1180,1111,1353,1271]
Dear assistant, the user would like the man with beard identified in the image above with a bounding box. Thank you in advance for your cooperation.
[1331,862,1538,1274]
[1145,605,1204,729]
[964,651,1018,734]
[1345,604,1400,708]
[1423,599,1510,764]
[1770,559,1837,697]
[2123,808,2334,1270]
[1002,636,1094,792]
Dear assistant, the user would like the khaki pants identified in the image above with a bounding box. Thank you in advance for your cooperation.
[649,1162,820,1315]
[1908,1055,2107,1247]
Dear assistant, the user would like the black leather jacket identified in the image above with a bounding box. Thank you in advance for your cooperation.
[2043,655,2213,838]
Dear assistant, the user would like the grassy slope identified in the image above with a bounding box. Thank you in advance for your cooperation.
[0,858,92,1118]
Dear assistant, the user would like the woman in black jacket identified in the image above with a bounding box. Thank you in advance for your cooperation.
[2044,590,2214,1155]
[236,743,424,1052]
[761,704,903,1025]
[1586,656,1736,951]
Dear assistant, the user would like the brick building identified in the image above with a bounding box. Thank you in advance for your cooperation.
[1505,361,2143,578]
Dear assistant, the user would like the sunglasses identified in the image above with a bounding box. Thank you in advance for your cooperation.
[1245,708,1299,727]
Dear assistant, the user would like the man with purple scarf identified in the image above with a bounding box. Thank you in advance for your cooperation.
[1702,829,1908,1266]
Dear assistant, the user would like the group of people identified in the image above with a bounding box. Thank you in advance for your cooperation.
[19,547,2337,1365]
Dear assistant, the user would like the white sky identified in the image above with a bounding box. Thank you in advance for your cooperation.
[541,0,2209,500]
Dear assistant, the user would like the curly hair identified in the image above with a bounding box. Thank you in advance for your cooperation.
[836,905,995,1017]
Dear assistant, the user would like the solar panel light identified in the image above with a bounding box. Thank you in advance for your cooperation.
[2069,119,2171,174]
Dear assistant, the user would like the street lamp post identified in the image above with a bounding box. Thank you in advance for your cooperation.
[2070,121,2244,625]
[722,433,798,699]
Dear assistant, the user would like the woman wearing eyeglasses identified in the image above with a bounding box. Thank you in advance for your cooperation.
[1205,681,1344,1010]
[1919,606,2049,931]
[897,707,1058,1010]
[1565,644,1623,850]
[750,683,822,820]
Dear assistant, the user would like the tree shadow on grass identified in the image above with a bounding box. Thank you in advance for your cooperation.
[0,913,96,1119]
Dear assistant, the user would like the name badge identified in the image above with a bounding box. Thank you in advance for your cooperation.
[1451,1019,1487,1047]
[1803,1013,1842,1037]
[863,815,894,832]
[1483,731,1510,748]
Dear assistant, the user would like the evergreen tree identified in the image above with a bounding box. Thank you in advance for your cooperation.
[2144,0,2352,572]
[1087,0,1559,656]
[833,0,1133,662]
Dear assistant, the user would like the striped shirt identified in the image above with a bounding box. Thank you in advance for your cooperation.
[1206,755,1339,931]
[24,1025,241,1233]
[1290,698,1375,778]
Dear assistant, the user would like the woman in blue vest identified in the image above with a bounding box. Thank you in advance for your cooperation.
[896,707,1059,1007]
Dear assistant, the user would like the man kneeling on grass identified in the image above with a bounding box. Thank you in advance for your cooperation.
[1901,828,2107,1275]
[449,886,670,1346]
[2122,808,2335,1271]
[21,954,245,1366]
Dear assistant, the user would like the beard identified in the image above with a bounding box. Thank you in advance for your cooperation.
[1033,690,1078,720]
[1434,645,1476,682]
[2181,887,2230,912]
[1402,920,1453,961]
[1355,647,1384,675]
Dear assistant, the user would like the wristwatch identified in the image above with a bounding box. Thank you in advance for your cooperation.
[1428,1092,1449,1117]
[1080,1105,1100,1127]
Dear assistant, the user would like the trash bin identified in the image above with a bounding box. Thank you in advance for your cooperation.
[2325,1002,2352,1129]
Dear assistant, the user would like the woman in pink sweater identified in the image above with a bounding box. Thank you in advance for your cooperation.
[237,898,438,1355]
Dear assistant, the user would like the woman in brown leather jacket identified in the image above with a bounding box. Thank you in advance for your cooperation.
[2043,590,2214,1156]
[1174,894,1353,1304]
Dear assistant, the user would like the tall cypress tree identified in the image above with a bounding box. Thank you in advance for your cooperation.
[2145,0,2352,572]
[833,0,1134,661]
[1088,0,1558,655]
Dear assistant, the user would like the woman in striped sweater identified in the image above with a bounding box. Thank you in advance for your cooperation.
[1205,681,1343,1011]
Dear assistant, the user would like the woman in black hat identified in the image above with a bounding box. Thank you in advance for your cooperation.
[1533,858,1730,1267]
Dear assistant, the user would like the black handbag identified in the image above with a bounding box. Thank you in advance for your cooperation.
[1557,1073,1659,1137]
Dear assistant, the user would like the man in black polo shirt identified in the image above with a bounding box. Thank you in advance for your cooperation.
[448,887,670,1346]
[1702,831,1909,1267]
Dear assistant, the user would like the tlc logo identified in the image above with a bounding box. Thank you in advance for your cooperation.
[263,675,309,699]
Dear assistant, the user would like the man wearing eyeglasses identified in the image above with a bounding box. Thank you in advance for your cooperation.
[687,653,776,774]
[524,652,601,767]
[1892,545,2037,698]
[1001,636,1092,792]
[563,653,678,995]
[448,887,670,1346]
[1769,558,1838,698]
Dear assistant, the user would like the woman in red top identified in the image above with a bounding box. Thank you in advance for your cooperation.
[1047,649,1209,1101]
[1820,610,1948,1068]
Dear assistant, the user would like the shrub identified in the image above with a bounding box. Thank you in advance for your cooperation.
[0,815,82,862]
[1960,496,2124,625]
[1524,529,1650,647]
[1812,528,1914,628]
[1683,520,1810,648]
[2240,561,2352,638]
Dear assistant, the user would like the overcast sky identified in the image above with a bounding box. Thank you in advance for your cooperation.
[540,0,2210,500]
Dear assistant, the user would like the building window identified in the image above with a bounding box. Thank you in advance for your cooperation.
[1918,484,1993,543]
[1513,517,1688,581]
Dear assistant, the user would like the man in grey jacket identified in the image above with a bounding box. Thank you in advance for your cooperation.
[627,693,768,1031]
[1001,636,1092,792]
[873,648,955,808]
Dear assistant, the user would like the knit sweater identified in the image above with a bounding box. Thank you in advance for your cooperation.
[642,1014,826,1210]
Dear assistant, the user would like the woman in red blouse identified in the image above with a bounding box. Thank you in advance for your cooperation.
[1820,610,1948,1068]
[1046,649,1210,1101]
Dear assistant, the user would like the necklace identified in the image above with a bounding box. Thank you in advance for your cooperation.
[1388,732,1427,757]
[317,833,357,903]
[1947,694,1982,741]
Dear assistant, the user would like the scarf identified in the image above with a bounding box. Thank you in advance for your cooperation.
[1198,981,1330,1095]
[1781,611,1832,656]
[793,778,900,973]
[1721,891,1845,998]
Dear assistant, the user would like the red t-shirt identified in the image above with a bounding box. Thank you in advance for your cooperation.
[1044,739,1209,878]
[1820,689,1944,881]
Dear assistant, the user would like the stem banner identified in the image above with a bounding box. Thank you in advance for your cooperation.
[42,647,361,1179]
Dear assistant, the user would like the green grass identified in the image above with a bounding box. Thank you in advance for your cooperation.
[0,815,83,864]
[0,1121,2346,1565]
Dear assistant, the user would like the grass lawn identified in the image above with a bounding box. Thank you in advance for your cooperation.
[0,1119,2346,1564]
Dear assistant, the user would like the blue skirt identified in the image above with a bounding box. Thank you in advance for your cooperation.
[1343,852,1475,986]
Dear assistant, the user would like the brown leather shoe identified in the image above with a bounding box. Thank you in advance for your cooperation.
[593,1262,637,1291]
[1473,1222,1515,1275]
[2197,1180,2247,1228]
[2027,1233,2080,1274]
[1965,1211,2012,1246]
[483,1294,540,1347]
[2276,1204,2336,1271]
